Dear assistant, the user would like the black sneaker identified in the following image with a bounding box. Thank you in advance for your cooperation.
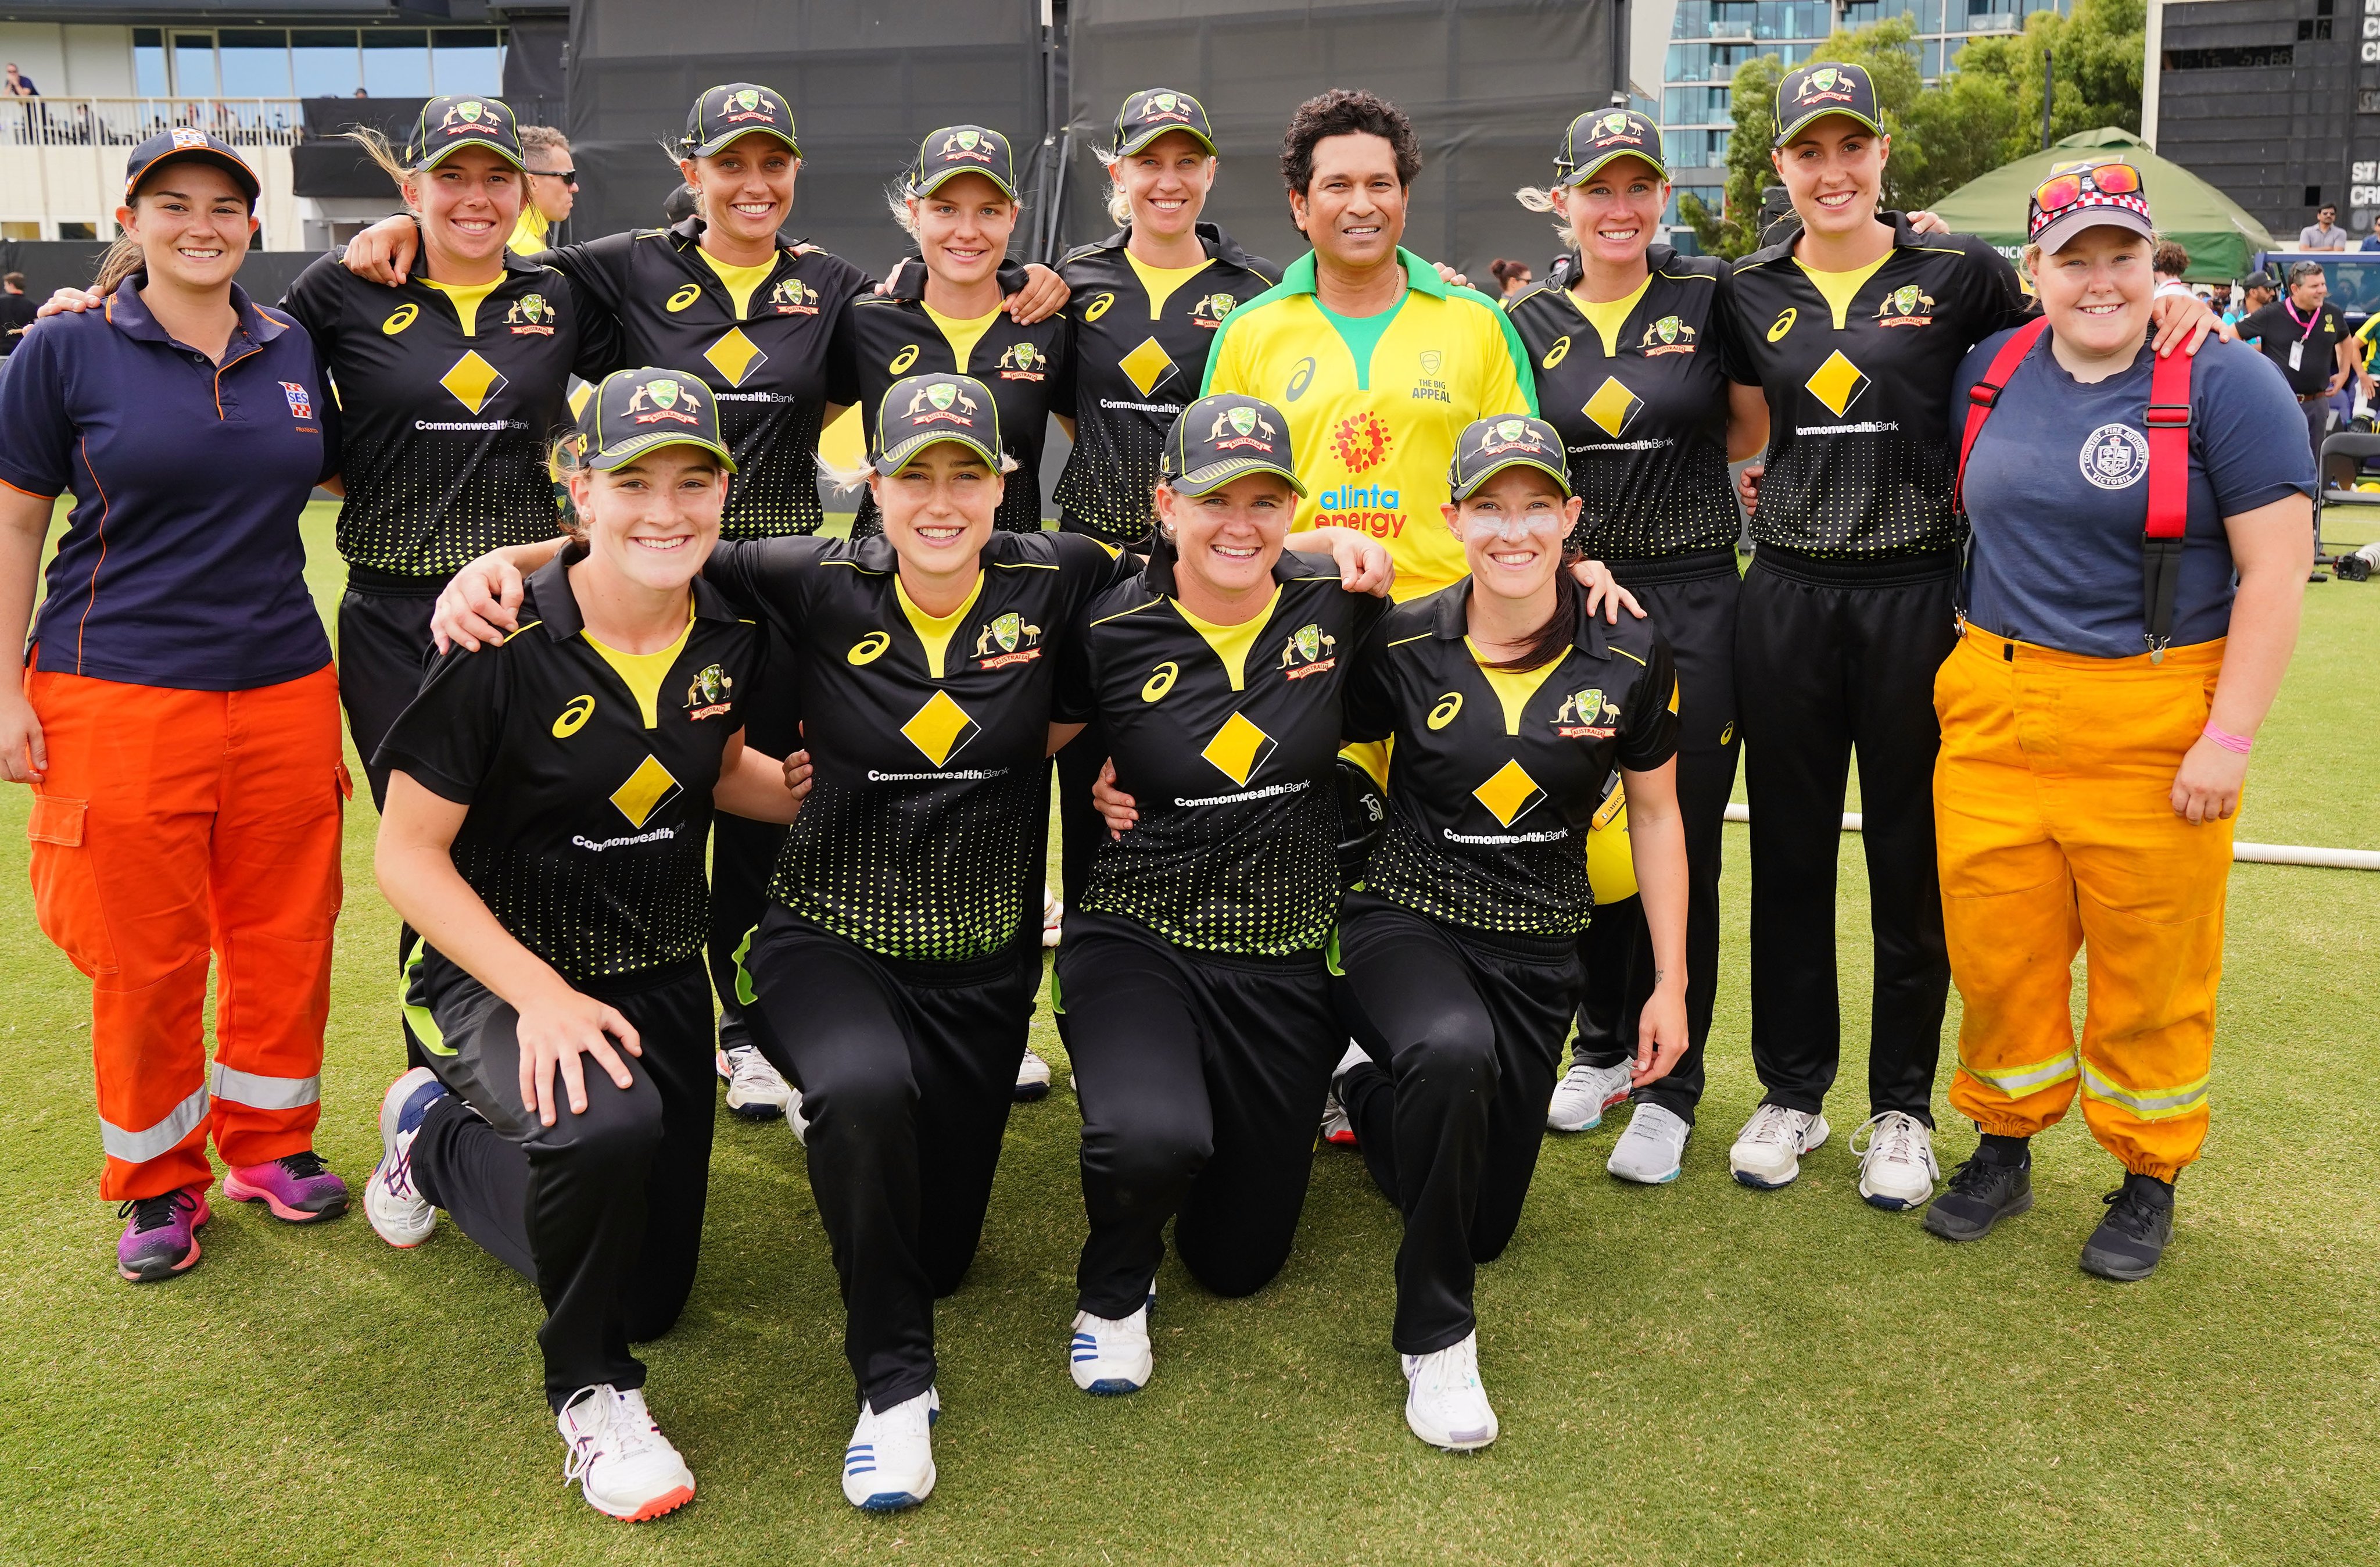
[2080,1174,2175,1281]
[1923,1153,2034,1242]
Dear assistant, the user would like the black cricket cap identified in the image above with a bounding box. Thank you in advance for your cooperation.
[576,367,737,472]
[909,126,1019,201]
[1112,89,1217,157]
[124,127,260,205]
[682,83,800,159]
[1554,108,1668,186]
[1160,393,1306,497]
[405,94,525,171]
[1772,62,1886,146]
[1449,416,1572,500]
[873,373,1004,474]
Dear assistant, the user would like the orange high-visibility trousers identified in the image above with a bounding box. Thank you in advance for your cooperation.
[1933,631,2232,1182]
[25,665,346,1201]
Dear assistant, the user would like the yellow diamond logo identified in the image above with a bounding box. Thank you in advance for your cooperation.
[1119,335,1177,396]
[440,350,507,414]
[704,327,766,387]
[610,754,682,828]
[1472,758,1546,828]
[901,690,981,768]
[1581,376,1644,438]
[1804,349,1870,418]
[1200,711,1277,786]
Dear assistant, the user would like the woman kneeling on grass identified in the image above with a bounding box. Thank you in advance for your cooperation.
[363,367,807,1522]
[1922,160,2310,1280]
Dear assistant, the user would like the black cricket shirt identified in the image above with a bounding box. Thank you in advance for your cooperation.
[1051,223,1277,543]
[539,217,872,537]
[1054,546,1385,955]
[826,269,1074,536]
[282,249,618,584]
[701,528,1132,963]
[1344,585,1678,936]
[1726,213,2031,560]
[1504,244,1750,563]
[2239,298,2349,396]
[373,546,761,983]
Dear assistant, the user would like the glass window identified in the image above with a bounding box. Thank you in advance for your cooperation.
[218,30,292,98]
[1922,40,1942,75]
[134,28,169,96]
[361,29,432,98]
[173,32,218,96]
[58,221,96,240]
[293,30,359,98]
[431,29,504,97]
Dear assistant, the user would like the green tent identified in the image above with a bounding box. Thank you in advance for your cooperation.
[1929,127,2274,282]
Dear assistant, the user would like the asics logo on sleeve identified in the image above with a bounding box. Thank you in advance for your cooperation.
[1084,291,1116,322]
[382,303,418,335]
[848,631,891,665]
[666,284,702,312]
[1540,334,1571,370]
[552,694,596,738]
[1141,661,1178,702]
[1428,692,1463,729]
[1768,307,1797,342]
[889,344,920,374]
[1285,356,1316,401]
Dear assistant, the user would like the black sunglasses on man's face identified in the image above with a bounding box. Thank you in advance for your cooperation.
[531,167,578,185]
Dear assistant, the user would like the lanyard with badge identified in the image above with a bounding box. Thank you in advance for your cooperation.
[2284,298,2324,372]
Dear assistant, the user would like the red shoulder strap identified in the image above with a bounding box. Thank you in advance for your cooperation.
[1955,316,2052,513]
[2144,344,2193,541]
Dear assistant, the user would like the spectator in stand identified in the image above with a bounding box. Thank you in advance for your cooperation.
[0,273,34,356]
[2360,214,2380,251]
[4,63,40,97]
[2206,280,2233,320]
[2298,203,2349,251]
[511,125,576,255]
[2235,270,2277,323]
[1488,257,1533,299]
[2152,241,2193,299]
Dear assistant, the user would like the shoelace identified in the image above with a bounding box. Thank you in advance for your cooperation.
[1942,1156,2010,1196]
[559,1387,666,1486]
[727,1047,780,1096]
[2098,1186,2167,1240]
[1852,1112,1926,1169]
[277,1150,329,1180]
[116,1190,195,1233]
[1743,1104,1801,1147]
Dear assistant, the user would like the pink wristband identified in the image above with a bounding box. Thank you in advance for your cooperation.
[2202,722,2252,755]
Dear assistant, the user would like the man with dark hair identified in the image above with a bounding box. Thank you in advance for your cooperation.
[2299,203,2349,251]
[0,272,33,357]
[1203,87,1534,602]
[2239,259,2368,463]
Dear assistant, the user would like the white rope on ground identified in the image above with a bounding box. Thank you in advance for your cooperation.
[1716,803,2380,871]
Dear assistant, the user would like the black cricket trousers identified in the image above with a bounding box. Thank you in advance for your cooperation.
[1733,545,1958,1124]
[406,950,718,1410]
[1330,895,1584,1355]
[339,578,443,1069]
[1056,909,1340,1320]
[740,904,1040,1414]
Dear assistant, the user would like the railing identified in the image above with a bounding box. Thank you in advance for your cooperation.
[0,96,305,150]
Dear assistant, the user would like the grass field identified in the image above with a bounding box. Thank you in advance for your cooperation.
[4,506,2377,1565]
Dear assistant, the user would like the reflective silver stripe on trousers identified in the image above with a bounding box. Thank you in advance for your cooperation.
[209,1061,323,1111]
[98,1082,211,1165]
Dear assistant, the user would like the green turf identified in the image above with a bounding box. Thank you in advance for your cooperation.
[3,505,2377,1564]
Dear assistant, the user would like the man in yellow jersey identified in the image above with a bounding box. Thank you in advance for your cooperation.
[1202,88,1536,601]
[510,124,576,255]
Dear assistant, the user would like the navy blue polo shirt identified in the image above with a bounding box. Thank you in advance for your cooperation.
[1954,332,2310,659]
[0,277,337,691]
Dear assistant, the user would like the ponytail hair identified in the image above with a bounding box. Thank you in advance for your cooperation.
[1515,185,1576,252]
[549,432,590,539]
[342,127,414,196]
[1478,550,1587,672]
[91,232,144,294]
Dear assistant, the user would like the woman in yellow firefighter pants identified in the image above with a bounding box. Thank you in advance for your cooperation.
[1922,162,2313,1279]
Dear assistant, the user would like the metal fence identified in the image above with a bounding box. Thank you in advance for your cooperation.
[0,97,306,150]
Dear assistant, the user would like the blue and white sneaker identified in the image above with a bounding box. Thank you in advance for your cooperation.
[1607,1102,1691,1184]
[1069,1301,1153,1395]
[1403,1331,1499,1451]
[364,1067,447,1247]
[843,1389,935,1511]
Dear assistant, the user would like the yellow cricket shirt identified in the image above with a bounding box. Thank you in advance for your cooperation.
[508,206,550,257]
[1202,248,1536,599]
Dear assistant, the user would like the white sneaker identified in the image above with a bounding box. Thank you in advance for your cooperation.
[1547,1060,1635,1133]
[1042,886,1064,949]
[1850,1111,1940,1211]
[1322,1041,1368,1147]
[716,1043,791,1122]
[364,1067,445,1248]
[1069,1302,1153,1394]
[1607,1101,1691,1184]
[843,1389,936,1511]
[557,1384,696,1522]
[1015,1047,1053,1102]
[1729,1104,1830,1189]
[787,1090,811,1147]
[1402,1332,1499,1451]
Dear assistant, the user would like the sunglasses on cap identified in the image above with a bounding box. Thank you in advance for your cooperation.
[2032,159,2142,217]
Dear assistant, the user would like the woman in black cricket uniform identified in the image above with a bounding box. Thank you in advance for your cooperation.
[831,126,1074,543]
[363,368,805,1523]
[1052,393,1386,1397]
[1044,89,1279,923]
[1505,109,1766,1182]
[1331,416,1687,1452]
[1719,63,2221,1210]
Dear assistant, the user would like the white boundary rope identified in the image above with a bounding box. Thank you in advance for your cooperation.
[1717,804,2380,872]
